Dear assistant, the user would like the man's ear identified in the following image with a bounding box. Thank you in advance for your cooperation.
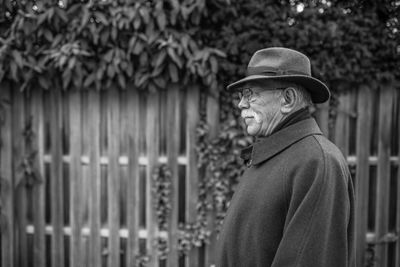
[280,87,297,114]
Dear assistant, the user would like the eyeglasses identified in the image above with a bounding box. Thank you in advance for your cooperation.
[236,87,286,103]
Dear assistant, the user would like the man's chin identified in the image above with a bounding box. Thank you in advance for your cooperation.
[246,126,260,136]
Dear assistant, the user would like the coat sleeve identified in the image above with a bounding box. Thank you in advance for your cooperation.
[270,149,355,267]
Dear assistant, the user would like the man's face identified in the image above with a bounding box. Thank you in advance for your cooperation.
[237,81,284,137]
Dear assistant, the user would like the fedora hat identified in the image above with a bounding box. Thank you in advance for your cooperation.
[227,47,330,103]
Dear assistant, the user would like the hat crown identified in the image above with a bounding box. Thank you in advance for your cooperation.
[248,47,311,76]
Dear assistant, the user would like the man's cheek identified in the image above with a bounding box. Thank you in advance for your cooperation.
[253,112,263,123]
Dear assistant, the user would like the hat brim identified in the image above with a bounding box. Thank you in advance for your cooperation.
[226,75,330,104]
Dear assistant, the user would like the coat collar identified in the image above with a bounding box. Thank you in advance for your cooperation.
[241,118,323,166]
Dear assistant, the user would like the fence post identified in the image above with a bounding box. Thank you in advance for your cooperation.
[0,83,15,267]
[88,90,102,267]
[146,90,160,267]
[107,88,121,267]
[69,89,83,267]
[375,84,393,267]
[205,89,219,267]
[354,85,372,267]
[31,89,46,267]
[166,83,181,267]
[186,85,200,267]
[314,101,330,137]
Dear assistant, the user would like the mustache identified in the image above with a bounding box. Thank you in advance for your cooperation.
[241,110,257,118]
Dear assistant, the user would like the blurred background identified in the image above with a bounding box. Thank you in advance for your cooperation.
[0,0,399,267]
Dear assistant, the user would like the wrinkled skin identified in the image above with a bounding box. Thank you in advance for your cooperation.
[238,82,285,137]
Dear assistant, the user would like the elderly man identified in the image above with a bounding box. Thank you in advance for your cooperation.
[216,48,355,267]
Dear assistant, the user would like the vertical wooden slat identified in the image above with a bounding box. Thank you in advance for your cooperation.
[186,85,200,267]
[146,91,159,267]
[126,87,140,267]
[69,89,82,267]
[88,90,101,267]
[205,90,219,267]
[354,86,372,267]
[14,89,27,267]
[107,89,121,267]
[166,84,180,267]
[375,84,393,267]
[314,101,330,136]
[0,84,15,267]
[32,89,46,267]
[396,88,400,267]
[50,88,64,267]
[334,92,350,156]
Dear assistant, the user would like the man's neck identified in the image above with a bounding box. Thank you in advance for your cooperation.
[269,107,311,136]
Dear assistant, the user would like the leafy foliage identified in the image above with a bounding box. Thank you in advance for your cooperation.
[200,0,399,92]
[0,0,226,91]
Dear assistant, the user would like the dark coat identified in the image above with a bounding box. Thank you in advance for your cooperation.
[216,118,355,267]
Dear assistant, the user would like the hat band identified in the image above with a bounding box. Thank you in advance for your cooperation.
[247,66,309,76]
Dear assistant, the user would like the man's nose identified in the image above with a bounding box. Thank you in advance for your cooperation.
[238,97,250,109]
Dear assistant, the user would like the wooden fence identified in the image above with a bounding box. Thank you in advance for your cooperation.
[0,83,399,267]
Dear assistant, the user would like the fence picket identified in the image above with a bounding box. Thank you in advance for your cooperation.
[314,101,330,136]
[166,84,180,267]
[126,87,140,267]
[88,90,102,267]
[205,90,219,267]
[375,85,393,267]
[354,86,373,267]
[69,90,82,267]
[13,89,28,267]
[0,84,14,267]
[186,85,200,267]
[146,91,160,267]
[49,88,65,267]
[334,92,350,156]
[31,89,46,267]
[396,87,400,267]
[107,89,121,267]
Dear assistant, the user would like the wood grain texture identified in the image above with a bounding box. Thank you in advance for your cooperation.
[126,87,140,267]
[146,91,160,267]
[107,89,121,267]
[354,86,372,267]
[69,90,82,267]
[0,84,15,267]
[31,89,46,267]
[186,85,200,267]
[166,84,180,267]
[50,88,65,267]
[375,85,393,267]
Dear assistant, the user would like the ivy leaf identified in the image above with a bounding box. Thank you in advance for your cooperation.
[167,47,183,68]
[38,76,50,89]
[94,11,108,25]
[12,50,24,68]
[62,69,72,89]
[55,8,68,23]
[168,62,179,82]
[157,11,167,31]
[139,7,150,24]
[210,56,218,73]
[153,76,166,88]
[153,50,167,68]
[104,49,114,63]
[107,65,115,78]
[80,6,90,29]
[10,62,18,81]
[83,73,96,87]
[133,16,141,30]
[133,41,143,55]
[118,73,126,89]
